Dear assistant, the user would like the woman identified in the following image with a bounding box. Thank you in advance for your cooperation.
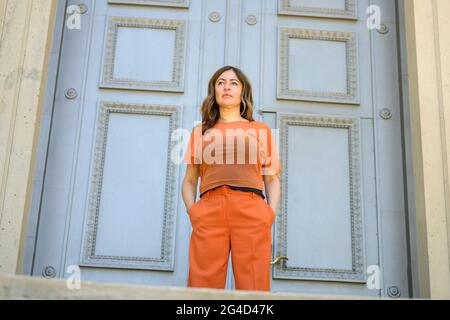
[181,65,281,291]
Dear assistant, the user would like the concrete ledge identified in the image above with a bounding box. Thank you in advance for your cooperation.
[0,273,379,300]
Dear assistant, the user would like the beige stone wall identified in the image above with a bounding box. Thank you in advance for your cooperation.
[0,0,57,274]
[404,0,450,299]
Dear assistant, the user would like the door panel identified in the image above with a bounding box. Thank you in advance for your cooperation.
[242,0,407,297]
[30,0,409,297]
[80,103,181,271]
[33,0,194,286]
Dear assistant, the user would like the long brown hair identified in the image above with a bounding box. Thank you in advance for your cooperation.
[200,66,255,135]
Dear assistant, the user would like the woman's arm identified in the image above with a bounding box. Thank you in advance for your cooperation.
[182,164,200,212]
[263,174,281,213]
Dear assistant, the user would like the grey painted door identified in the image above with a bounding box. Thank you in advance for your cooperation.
[29,0,409,297]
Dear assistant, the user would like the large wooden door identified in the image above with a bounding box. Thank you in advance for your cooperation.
[29,0,409,298]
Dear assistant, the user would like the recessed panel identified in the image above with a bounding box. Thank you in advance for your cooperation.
[274,113,365,282]
[278,28,359,104]
[278,0,357,20]
[108,0,190,8]
[290,0,346,10]
[289,39,347,94]
[286,125,352,270]
[81,102,181,271]
[94,113,169,258]
[100,17,186,92]
[114,27,176,83]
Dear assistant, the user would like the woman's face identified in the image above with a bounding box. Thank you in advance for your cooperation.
[214,69,243,109]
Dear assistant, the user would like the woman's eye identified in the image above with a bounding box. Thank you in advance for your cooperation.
[217,81,238,86]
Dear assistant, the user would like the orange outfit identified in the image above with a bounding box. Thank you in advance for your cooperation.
[187,185,275,291]
[184,120,281,291]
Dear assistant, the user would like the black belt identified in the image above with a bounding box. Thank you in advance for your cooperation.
[200,184,265,199]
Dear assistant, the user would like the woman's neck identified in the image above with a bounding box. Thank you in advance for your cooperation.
[218,106,244,122]
[218,117,246,123]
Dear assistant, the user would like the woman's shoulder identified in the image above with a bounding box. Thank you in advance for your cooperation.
[249,120,271,130]
[189,123,203,137]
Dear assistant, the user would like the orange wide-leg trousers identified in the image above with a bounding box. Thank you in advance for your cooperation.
[187,185,275,291]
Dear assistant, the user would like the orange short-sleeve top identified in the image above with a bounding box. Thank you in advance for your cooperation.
[183,120,282,196]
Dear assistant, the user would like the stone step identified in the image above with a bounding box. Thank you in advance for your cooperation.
[0,273,381,300]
